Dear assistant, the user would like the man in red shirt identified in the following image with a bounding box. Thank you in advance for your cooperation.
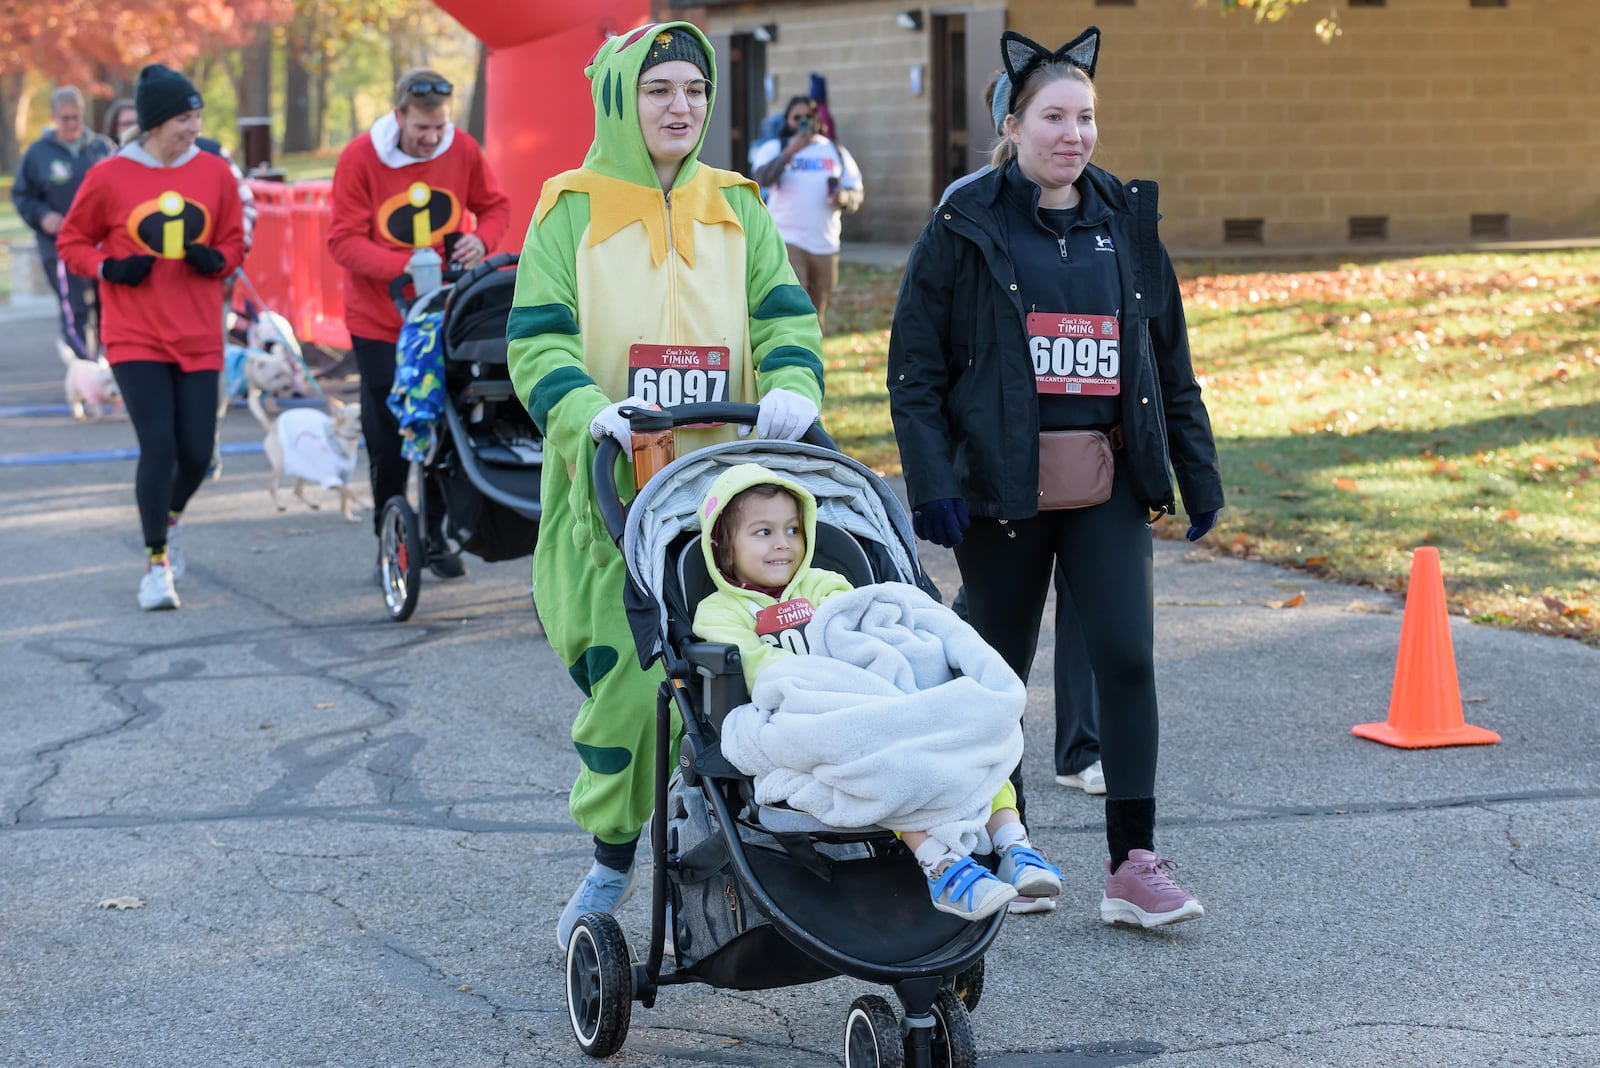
[328,68,511,579]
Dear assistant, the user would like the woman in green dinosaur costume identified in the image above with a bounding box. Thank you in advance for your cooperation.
[506,23,826,950]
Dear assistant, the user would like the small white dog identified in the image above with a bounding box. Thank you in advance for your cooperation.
[60,341,122,420]
[252,393,366,521]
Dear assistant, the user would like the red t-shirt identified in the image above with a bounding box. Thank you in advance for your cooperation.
[56,150,245,371]
[326,127,511,343]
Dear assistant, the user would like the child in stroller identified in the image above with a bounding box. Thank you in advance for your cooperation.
[565,407,1029,1065]
[691,462,1062,922]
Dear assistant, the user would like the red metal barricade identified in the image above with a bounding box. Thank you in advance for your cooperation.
[242,178,351,351]
[243,180,295,322]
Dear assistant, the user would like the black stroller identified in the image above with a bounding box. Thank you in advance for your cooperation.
[566,403,1002,1067]
[377,253,542,621]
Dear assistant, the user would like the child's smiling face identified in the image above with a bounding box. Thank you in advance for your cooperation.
[729,491,805,589]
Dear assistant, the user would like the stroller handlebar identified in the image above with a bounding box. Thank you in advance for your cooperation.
[390,252,518,317]
[593,402,837,545]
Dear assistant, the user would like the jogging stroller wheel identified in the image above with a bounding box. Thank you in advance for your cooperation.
[378,496,422,622]
[928,987,978,1068]
[565,912,632,1058]
[844,994,904,1068]
[951,956,984,1013]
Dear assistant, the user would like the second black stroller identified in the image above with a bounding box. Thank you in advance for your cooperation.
[377,253,542,621]
[565,403,1003,1067]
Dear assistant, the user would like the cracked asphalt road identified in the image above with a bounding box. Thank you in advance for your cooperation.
[2,305,1597,1067]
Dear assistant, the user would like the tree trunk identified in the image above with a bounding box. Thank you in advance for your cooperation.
[465,41,487,144]
[282,27,313,153]
[313,61,329,149]
[237,35,273,117]
[0,71,25,172]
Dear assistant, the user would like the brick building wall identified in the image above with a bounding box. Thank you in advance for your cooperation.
[672,0,1599,252]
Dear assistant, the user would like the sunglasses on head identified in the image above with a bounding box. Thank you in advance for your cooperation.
[407,80,453,97]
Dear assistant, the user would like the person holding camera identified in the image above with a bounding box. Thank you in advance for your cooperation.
[750,94,863,333]
[328,67,510,581]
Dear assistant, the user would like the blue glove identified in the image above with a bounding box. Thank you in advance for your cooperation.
[912,498,969,548]
[1186,510,1218,542]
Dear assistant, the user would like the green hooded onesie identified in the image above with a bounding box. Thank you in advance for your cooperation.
[507,23,826,846]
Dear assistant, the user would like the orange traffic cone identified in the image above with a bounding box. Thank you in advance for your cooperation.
[1352,546,1500,748]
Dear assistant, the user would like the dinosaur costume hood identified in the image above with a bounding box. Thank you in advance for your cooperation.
[583,22,716,188]
[535,22,749,269]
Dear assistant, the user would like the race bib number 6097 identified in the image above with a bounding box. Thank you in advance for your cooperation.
[628,344,730,407]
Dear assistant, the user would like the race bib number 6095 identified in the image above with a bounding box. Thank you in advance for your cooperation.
[1026,313,1121,396]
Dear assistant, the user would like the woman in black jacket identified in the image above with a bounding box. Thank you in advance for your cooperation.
[888,28,1223,928]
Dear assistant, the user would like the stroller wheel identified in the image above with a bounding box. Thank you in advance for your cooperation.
[565,912,632,1058]
[844,994,904,1068]
[951,956,984,1013]
[378,496,422,622]
[928,987,978,1068]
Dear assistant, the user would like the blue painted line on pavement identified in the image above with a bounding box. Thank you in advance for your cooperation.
[1,395,330,419]
[0,441,266,467]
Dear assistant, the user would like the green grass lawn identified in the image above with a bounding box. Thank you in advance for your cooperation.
[822,254,1599,646]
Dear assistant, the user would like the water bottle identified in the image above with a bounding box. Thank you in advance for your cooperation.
[408,245,442,299]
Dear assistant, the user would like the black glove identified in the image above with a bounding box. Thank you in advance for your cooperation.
[1186,510,1219,542]
[912,497,970,549]
[183,243,227,277]
[101,254,156,287]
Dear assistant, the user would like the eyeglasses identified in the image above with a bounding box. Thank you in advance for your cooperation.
[638,79,712,109]
[406,80,453,97]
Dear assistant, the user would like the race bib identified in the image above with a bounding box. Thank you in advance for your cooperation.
[1027,313,1121,396]
[754,598,815,656]
[627,344,730,408]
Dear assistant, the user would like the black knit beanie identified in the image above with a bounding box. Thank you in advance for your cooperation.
[135,64,204,132]
[640,28,710,79]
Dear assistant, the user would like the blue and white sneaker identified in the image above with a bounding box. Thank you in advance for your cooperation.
[998,843,1063,899]
[927,855,1017,921]
[556,861,639,950]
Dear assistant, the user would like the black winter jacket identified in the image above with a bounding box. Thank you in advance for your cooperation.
[888,161,1224,520]
[11,130,115,235]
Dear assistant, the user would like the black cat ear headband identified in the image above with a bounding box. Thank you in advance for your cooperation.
[1001,25,1100,110]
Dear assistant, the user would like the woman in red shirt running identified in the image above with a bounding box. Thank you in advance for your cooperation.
[58,64,244,611]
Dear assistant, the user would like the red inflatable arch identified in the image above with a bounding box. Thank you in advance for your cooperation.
[433,0,651,252]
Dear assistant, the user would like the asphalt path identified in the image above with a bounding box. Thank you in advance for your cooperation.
[2,305,1596,1067]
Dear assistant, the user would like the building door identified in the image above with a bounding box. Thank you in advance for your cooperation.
[716,31,768,175]
[930,7,1007,201]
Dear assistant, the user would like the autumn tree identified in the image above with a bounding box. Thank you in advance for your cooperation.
[0,0,292,166]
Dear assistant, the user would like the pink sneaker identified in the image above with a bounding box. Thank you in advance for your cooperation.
[1100,849,1205,928]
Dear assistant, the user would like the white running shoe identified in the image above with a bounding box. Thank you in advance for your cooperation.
[138,563,180,611]
[1055,759,1106,795]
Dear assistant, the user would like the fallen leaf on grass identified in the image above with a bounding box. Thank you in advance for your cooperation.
[1333,478,1358,491]
[98,897,144,911]
[1541,595,1569,615]
[1264,591,1306,609]
[1496,509,1520,522]
[1276,490,1310,500]
[1303,555,1330,566]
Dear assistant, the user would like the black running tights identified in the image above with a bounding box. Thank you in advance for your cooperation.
[111,360,219,551]
[953,471,1160,808]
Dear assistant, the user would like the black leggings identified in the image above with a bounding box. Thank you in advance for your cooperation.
[953,470,1158,804]
[111,361,219,550]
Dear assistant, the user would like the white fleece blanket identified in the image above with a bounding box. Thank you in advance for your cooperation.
[720,582,1025,854]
